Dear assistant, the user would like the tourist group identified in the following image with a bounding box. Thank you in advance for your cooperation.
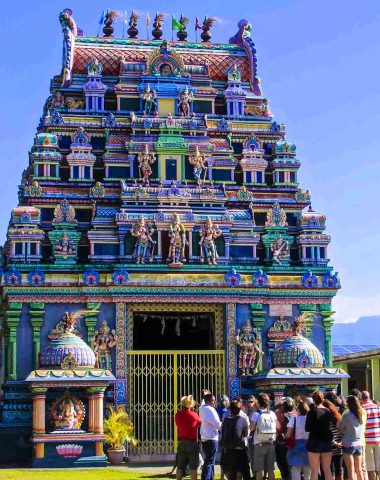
[173,389,380,480]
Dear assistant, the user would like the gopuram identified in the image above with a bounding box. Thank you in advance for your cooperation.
[0,9,347,464]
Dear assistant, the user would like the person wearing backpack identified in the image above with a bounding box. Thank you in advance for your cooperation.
[250,393,280,480]
[220,398,251,480]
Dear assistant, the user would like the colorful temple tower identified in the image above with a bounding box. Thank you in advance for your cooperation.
[0,9,347,464]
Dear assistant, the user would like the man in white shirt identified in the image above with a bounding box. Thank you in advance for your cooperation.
[199,392,222,480]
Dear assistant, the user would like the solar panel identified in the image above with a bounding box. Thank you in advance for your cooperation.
[332,344,380,357]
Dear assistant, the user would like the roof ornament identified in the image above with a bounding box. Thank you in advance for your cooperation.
[200,16,216,43]
[87,57,103,76]
[152,13,164,40]
[229,19,261,96]
[227,63,242,82]
[127,11,139,38]
[59,9,77,87]
[176,15,190,41]
[265,202,288,227]
[103,10,118,38]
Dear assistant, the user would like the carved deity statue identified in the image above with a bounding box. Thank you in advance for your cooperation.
[55,232,75,259]
[53,199,76,223]
[50,391,85,431]
[167,213,187,267]
[140,84,157,115]
[228,63,242,82]
[189,146,207,185]
[236,321,263,375]
[131,216,156,264]
[92,320,117,370]
[178,86,194,117]
[199,217,223,265]
[138,144,156,184]
[271,235,290,265]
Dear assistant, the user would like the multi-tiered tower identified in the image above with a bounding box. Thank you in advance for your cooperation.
[0,10,345,464]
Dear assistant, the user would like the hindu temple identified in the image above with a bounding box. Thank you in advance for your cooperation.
[0,8,347,465]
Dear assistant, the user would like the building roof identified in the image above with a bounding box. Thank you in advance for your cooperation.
[73,38,251,83]
[333,344,380,361]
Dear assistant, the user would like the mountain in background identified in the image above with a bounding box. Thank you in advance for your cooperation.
[332,316,380,344]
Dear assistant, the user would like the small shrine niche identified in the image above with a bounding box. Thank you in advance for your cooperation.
[7,207,44,263]
[224,64,246,117]
[66,127,96,181]
[271,141,299,187]
[26,311,115,467]
[31,133,62,180]
[240,135,267,185]
[82,58,107,112]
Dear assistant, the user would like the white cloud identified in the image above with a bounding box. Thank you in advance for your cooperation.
[333,293,380,323]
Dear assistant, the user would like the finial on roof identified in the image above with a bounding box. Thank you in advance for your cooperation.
[152,13,164,40]
[177,15,189,41]
[103,9,118,37]
[128,11,139,38]
[201,16,216,43]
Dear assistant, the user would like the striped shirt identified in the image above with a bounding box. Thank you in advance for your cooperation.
[362,401,380,444]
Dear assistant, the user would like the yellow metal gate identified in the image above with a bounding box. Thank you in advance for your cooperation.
[127,351,225,456]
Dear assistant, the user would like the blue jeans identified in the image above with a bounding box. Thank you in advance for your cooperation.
[201,440,218,480]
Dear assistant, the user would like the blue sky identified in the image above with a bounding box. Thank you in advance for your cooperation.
[0,0,379,323]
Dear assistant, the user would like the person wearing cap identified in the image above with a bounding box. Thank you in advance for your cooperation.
[175,395,202,480]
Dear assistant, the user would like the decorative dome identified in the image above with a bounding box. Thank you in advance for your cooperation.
[273,334,324,368]
[300,206,326,230]
[34,133,59,148]
[40,332,96,368]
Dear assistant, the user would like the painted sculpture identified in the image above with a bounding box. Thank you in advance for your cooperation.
[140,84,157,115]
[271,235,290,265]
[178,86,194,116]
[236,321,263,375]
[199,217,222,265]
[50,391,85,431]
[131,216,156,264]
[189,146,207,185]
[167,213,187,267]
[92,320,117,370]
[138,144,156,184]
[55,232,75,259]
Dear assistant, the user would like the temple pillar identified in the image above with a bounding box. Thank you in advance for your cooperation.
[31,387,47,435]
[88,387,105,435]
[371,358,380,400]
[4,303,23,380]
[88,394,95,433]
[250,303,266,370]
[30,303,45,369]
[84,303,101,347]
[338,362,349,397]
[320,304,335,367]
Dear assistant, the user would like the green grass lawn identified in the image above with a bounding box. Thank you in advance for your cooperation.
[0,468,179,480]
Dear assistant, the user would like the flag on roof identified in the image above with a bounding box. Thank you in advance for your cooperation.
[172,15,182,31]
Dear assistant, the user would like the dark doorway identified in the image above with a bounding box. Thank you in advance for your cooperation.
[133,312,215,350]
[165,158,177,180]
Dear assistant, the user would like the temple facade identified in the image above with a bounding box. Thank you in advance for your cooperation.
[0,9,345,464]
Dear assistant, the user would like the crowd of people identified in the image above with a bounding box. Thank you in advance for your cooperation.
[172,388,380,480]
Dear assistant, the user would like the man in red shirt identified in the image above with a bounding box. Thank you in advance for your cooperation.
[175,395,202,480]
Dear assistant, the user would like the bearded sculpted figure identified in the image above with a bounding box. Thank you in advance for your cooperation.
[271,235,290,265]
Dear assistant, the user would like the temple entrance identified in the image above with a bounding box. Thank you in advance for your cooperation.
[127,350,225,459]
[126,305,225,460]
[133,312,215,350]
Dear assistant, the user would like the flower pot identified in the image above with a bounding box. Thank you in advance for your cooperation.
[107,448,125,465]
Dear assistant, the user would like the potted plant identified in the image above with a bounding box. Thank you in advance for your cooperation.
[104,405,138,465]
